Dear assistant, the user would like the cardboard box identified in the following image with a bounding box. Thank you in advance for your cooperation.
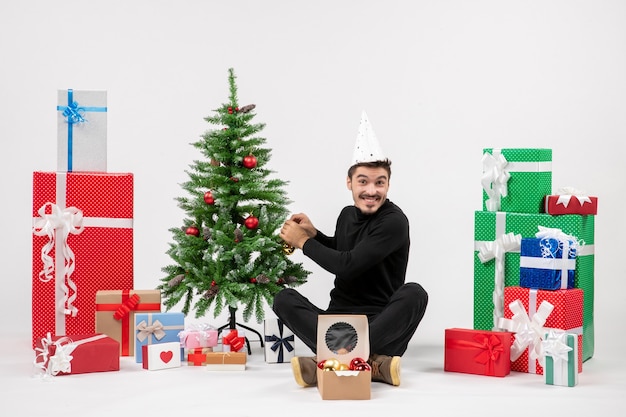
[134,312,185,362]
[519,237,576,290]
[473,210,595,361]
[316,315,370,400]
[444,328,513,377]
[142,341,181,371]
[95,290,161,356]
[543,332,579,387]
[545,193,597,215]
[34,333,119,376]
[32,171,134,347]
[482,148,552,213]
[205,351,247,370]
[264,318,295,363]
[57,89,107,172]
[500,287,583,375]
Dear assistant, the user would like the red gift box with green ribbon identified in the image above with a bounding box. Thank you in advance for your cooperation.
[32,172,133,348]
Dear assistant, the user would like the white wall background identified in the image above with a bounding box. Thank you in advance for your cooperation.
[1,0,624,354]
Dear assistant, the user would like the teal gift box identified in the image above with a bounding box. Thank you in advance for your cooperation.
[473,210,594,361]
[482,148,552,213]
[543,331,579,387]
[134,312,185,363]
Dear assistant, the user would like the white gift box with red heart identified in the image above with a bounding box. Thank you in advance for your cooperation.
[142,341,181,370]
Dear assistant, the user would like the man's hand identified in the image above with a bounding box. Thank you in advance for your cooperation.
[289,213,317,238]
[280,213,316,249]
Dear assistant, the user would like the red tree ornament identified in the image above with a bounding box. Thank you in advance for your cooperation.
[243,154,257,169]
[244,215,259,230]
[185,226,200,237]
[204,191,215,205]
[249,277,257,284]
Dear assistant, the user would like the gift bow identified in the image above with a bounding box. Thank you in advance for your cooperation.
[555,186,592,208]
[542,330,573,363]
[535,226,581,258]
[498,299,554,365]
[264,321,294,362]
[32,202,85,316]
[481,151,510,211]
[136,320,166,342]
[477,232,522,329]
[34,333,77,377]
[60,100,86,124]
[448,333,505,376]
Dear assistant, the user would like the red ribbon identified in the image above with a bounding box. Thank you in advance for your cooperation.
[223,329,245,352]
[96,290,161,355]
[187,348,208,366]
[448,333,504,376]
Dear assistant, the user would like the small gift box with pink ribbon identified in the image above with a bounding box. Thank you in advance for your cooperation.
[444,328,513,377]
[519,226,582,291]
[544,187,598,215]
[34,333,119,377]
[498,286,583,375]
[178,323,218,349]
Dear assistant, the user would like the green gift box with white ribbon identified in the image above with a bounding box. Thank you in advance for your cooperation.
[473,210,595,361]
[482,148,552,213]
[543,331,579,387]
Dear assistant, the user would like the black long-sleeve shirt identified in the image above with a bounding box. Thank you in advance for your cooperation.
[302,199,410,315]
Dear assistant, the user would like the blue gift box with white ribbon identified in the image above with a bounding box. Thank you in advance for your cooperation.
[57,89,107,172]
[519,237,576,290]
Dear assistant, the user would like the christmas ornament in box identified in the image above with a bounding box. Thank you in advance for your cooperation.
[316,315,370,400]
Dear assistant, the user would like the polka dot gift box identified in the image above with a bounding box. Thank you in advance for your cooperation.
[499,286,583,375]
[473,210,595,362]
[31,171,134,348]
[482,148,552,214]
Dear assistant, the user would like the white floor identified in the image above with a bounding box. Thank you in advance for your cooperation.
[2,331,624,416]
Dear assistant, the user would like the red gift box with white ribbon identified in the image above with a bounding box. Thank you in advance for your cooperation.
[34,333,119,376]
[544,187,597,215]
[31,171,133,347]
[499,286,583,375]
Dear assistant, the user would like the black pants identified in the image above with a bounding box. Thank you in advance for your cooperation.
[272,282,428,357]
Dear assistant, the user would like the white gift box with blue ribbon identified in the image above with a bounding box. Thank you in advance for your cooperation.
[57,89,107,172]
[264,318,295,363]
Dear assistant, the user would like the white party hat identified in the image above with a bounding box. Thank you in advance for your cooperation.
[352,110,386,165]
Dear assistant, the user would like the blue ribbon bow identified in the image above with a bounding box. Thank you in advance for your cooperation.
[265,320,294,363]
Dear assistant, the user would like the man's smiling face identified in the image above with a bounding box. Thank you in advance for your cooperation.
[346,166,390,215]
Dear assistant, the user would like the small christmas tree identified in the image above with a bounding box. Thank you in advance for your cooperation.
[159,68,310,324]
